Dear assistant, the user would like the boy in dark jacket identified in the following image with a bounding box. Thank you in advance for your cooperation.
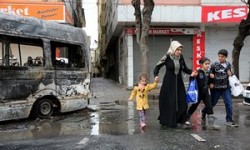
[210,49,238,127]
[187,57,219,129]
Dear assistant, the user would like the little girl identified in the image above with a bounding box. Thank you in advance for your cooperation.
[128,73,159,129]
[186,57,220,129]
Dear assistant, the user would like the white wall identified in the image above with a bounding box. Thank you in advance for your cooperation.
[201,0,244,5]
[205,27,250,82]
[127,35,134,87]
[118,5,201,23]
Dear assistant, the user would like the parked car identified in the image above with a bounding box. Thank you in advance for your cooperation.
[243,83,250,105]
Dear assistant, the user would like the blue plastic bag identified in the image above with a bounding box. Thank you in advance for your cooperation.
[186,78,198,104]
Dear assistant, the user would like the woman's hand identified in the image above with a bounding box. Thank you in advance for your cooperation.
[154,76,159,82]
[191,70,198,77]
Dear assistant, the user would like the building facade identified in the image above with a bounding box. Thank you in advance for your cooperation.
[98,0,250,87]
[0,0,85,27]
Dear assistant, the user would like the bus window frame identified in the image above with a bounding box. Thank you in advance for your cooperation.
[50,41,87,70]
[0,35,45,69]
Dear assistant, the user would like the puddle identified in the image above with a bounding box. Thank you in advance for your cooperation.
[0,124,35,132]
[244,116,250,127]
[0,100,137,141]
[90,100,138,135]
[4,100,250,142]
[90,110,130,135]
[0,110,92,141]
[0,100,250,149]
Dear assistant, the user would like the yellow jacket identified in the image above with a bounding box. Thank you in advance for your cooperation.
[128,81,158,110]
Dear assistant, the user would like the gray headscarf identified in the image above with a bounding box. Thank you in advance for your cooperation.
[167,41,183,75]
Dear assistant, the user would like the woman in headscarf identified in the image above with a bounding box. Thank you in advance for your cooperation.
[154,41,196,128]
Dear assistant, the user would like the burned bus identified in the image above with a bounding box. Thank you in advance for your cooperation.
[0,12,91,121]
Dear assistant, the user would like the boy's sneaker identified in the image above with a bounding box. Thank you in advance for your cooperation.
[226,121,238,127]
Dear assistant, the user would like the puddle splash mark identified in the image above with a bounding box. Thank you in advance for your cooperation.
[78,137,89,145]
[127,101,135,135]
[90,112,100,135]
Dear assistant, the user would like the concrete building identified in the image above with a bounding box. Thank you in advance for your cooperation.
[98,0,250,87]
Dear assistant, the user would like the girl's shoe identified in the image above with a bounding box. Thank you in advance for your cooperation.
[182,121,192,129]
[140,122,146,130]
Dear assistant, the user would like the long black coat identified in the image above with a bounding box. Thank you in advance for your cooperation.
[154,54,192,127]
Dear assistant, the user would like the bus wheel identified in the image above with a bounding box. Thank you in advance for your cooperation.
[35,99,54,119]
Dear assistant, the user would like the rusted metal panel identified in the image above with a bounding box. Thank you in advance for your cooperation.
[0,68,91,121]
[60,98,88,113]
[0,101,33,121]
[0,69,91,100]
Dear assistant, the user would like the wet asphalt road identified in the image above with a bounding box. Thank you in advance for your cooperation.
[0,78,250,150]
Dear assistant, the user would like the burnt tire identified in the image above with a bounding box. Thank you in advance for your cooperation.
[35,99,54,119]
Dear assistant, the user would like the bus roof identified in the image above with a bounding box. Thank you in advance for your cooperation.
[0,12,89,46]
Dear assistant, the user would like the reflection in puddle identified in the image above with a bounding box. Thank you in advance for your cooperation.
[90,112,100,135]
[0,102,250,143]
[127,101,135,135]
[244,116,250,127]
[0,111,92,141]
[190,112,202,131]
[90,101,137,135]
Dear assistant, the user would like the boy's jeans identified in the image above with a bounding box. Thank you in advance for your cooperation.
[211,88,233,122]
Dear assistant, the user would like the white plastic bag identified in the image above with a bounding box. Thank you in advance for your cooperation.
[229,75,244,97]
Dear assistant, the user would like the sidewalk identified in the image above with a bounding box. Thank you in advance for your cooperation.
[90,77,244,105]
[90,77,130,106]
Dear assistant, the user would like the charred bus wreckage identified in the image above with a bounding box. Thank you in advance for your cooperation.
[0,12,92,121]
